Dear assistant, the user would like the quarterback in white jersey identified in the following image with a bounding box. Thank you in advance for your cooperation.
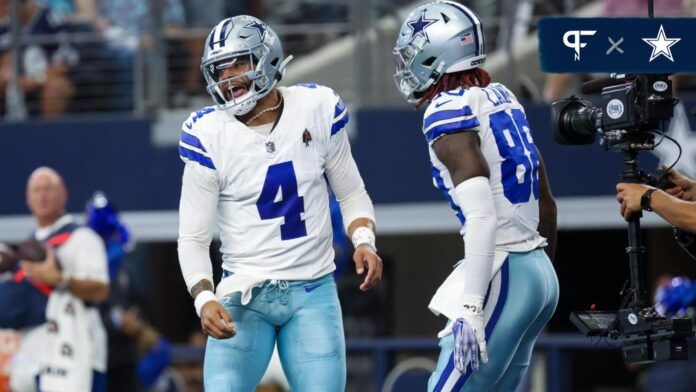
[177,16,381,392]
[394,2,559,391]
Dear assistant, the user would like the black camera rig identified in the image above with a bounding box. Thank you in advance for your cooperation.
[551,72,694,364]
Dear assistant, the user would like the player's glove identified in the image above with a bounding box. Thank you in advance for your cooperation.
[437,299,488,374]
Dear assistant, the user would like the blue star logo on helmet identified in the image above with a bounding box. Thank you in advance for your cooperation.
[245,20,267,40]
[407,10,437,43]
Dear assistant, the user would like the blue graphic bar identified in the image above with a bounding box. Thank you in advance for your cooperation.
[538,18,696,73]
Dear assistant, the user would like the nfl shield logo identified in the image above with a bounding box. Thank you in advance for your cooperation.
[265,141,276,153]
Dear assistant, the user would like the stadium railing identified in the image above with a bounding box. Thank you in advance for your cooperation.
[170,332,611,392]
[3,0,596,120]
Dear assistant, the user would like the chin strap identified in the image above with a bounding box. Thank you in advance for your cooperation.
[276,55,294,81]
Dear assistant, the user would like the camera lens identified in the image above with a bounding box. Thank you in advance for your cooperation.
[552,96,601,145]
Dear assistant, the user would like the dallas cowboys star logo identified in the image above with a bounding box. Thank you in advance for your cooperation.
[407,10,437,43]
[642,25,681,62]
[245,20,267,40]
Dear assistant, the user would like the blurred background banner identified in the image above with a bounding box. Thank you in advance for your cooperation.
[538,17,696,73]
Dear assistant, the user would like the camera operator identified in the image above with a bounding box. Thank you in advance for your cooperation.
[616,167,696,231]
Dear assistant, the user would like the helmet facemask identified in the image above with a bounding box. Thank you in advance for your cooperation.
[202,44,274,116]
[393,38,442,104]
[201,16,292,118]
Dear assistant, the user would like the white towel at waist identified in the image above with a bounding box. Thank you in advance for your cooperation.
[429,250,509,321]
[216,273,267,305]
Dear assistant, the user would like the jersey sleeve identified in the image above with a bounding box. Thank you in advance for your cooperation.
[330,92,349,137]
[422,89,482,145]
[65,228,109,283]
[311,85,349,138]
[179,110,217,171]
[325,125,376,229]
[177,162,219,292]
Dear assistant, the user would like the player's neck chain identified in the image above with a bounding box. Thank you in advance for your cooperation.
[245,91,283,126]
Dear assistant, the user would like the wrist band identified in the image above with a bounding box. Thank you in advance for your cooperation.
[641,188,658,212]
[194,290,218,318]
[351,226,376,252]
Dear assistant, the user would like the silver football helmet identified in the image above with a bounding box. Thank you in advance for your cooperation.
[201,15,293,115]
[393,1,486,103]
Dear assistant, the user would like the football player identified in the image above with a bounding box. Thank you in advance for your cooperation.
[177,15,382,391]
[393,2,559,391]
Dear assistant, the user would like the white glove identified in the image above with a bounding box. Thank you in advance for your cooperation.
[437,303,488,373]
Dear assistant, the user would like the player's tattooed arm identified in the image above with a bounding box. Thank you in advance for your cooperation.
[536,151,557,263]
[190,279,214,299]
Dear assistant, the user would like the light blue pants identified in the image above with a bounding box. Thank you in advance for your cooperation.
[203,273,346,392]
[429,249,559,392]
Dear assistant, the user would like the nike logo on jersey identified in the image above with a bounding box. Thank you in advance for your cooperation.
[435,100,452,108]
[305,283,322,293]
[185,122,192,130]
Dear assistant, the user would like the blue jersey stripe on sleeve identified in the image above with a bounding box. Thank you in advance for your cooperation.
[331,111,349,135]
[180,130,208,152]
[334,98,346,119]
[423,106,473,131]
[179,145,216,170]
[431,166,466,226]
[425,118,480,143]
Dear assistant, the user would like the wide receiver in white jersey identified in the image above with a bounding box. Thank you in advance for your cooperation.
[177,15,382,391]
[393,2,559,391]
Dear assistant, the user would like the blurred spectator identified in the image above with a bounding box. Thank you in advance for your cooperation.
[85,191,177,392]
[176,0,225,101]
[602,0,684,17]
[631,275,696,392]
[5,167,109,391]
[168,331,204,392]
[85,191,139,391]
[0,0,78,118]
[262,0,345,24]
[172,1,266,105]
[79,0,186,109]
[90,0,185,42]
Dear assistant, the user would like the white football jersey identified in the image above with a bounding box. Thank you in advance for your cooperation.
[423,83,547,253]
[179,84,354,280]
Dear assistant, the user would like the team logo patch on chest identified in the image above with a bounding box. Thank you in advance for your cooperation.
[265,141,276,153]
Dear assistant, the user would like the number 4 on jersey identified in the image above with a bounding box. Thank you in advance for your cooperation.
[256,162,308,240]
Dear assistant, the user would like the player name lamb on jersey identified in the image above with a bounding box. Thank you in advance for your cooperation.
[424,83,547,254]
[178,84,350,280]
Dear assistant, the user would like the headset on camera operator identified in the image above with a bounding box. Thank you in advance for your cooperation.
[617,166,696,232]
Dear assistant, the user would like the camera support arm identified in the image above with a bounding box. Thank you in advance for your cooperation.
[622,150,649,308]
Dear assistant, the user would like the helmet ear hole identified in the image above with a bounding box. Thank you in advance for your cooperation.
[212,91,225,105]
[422,57,436,66]
[270,57,283,81]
